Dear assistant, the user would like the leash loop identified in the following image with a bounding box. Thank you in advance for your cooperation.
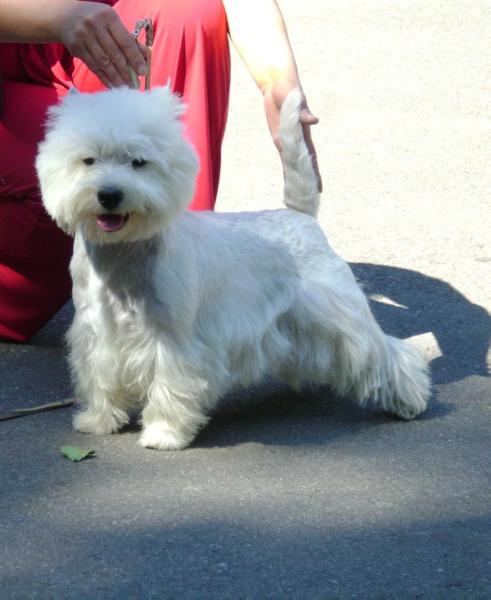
[128,18,153,91]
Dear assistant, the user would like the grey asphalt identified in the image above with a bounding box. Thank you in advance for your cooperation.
[1,1,490,598]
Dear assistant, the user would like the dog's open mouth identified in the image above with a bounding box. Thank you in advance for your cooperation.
[96,213,130,232]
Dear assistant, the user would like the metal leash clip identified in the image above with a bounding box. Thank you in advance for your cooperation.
[128,18,153,91]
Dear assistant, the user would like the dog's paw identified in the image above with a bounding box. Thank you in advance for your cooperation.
[139,422,193,451]
[73,409,122,435]
[386,394,428,420]
[385,371,430,420]
[383,337,431,420]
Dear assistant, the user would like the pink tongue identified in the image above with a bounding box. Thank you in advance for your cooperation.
[96,214,126,232]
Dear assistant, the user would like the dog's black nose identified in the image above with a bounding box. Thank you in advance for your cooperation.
[97,187,124,211]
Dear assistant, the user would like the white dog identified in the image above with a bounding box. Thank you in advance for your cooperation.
[36,86,430,450]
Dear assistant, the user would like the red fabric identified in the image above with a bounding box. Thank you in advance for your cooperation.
[0,0,230,341]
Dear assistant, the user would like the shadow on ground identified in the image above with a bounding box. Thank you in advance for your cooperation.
[2,514,489,598]
[350,263,490,385]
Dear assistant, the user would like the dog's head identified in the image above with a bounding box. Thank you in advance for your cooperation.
[36,86,199,244]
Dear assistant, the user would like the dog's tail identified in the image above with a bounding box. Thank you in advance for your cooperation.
[279,88,320,218]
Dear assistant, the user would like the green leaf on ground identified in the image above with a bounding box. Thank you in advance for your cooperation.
[60,446,95,462]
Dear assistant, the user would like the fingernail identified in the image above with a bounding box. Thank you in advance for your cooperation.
[137,64,147,76]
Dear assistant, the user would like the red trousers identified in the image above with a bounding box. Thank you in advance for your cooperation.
[0,0,230,341]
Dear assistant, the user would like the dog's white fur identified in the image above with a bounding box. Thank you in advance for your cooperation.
[36,86,430,450]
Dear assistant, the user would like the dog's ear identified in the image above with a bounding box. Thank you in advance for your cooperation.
[148,85,173,102]
[148,85,186,119]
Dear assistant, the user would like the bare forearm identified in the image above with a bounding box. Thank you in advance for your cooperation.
[223,0,322,191]
[223,0,301,97]
[0,0,80,42]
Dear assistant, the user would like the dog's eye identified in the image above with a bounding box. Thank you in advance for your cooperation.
[83,157,96,166]
[131,158,147,169]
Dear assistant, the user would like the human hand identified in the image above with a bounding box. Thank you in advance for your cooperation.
[264,89,323,193]
[298,102,322,193]
[58,1,148,88]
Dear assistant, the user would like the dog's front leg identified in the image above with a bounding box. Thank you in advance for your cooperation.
[73,391,130,435]
[70,348,130,435]
[138,381,210,451]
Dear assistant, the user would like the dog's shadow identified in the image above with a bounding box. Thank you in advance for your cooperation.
[118,381,396,449]
[350,263,490,385]
[194,383,392,449]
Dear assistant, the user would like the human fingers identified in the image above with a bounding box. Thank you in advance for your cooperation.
[298,101,322,192]
[91,26,137,85]
[82,11,147,86]
[81,38,126,88]
[86,39,148,88]
[107,16,148,79]
[301,122,323,193]
[299,106,319,126]
[59,3,146,87]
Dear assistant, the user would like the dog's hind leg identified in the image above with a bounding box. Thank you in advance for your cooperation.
[298,260,431,419]
[330,318,430,419]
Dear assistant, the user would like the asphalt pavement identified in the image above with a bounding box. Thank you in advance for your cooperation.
[1,1,490,598]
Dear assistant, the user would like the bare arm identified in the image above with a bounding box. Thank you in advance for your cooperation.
[223,0,322,190]
[0,0,147,88]
[0,0,76,41]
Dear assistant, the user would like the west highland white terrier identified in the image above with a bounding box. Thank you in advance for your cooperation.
[36,86,430,450]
